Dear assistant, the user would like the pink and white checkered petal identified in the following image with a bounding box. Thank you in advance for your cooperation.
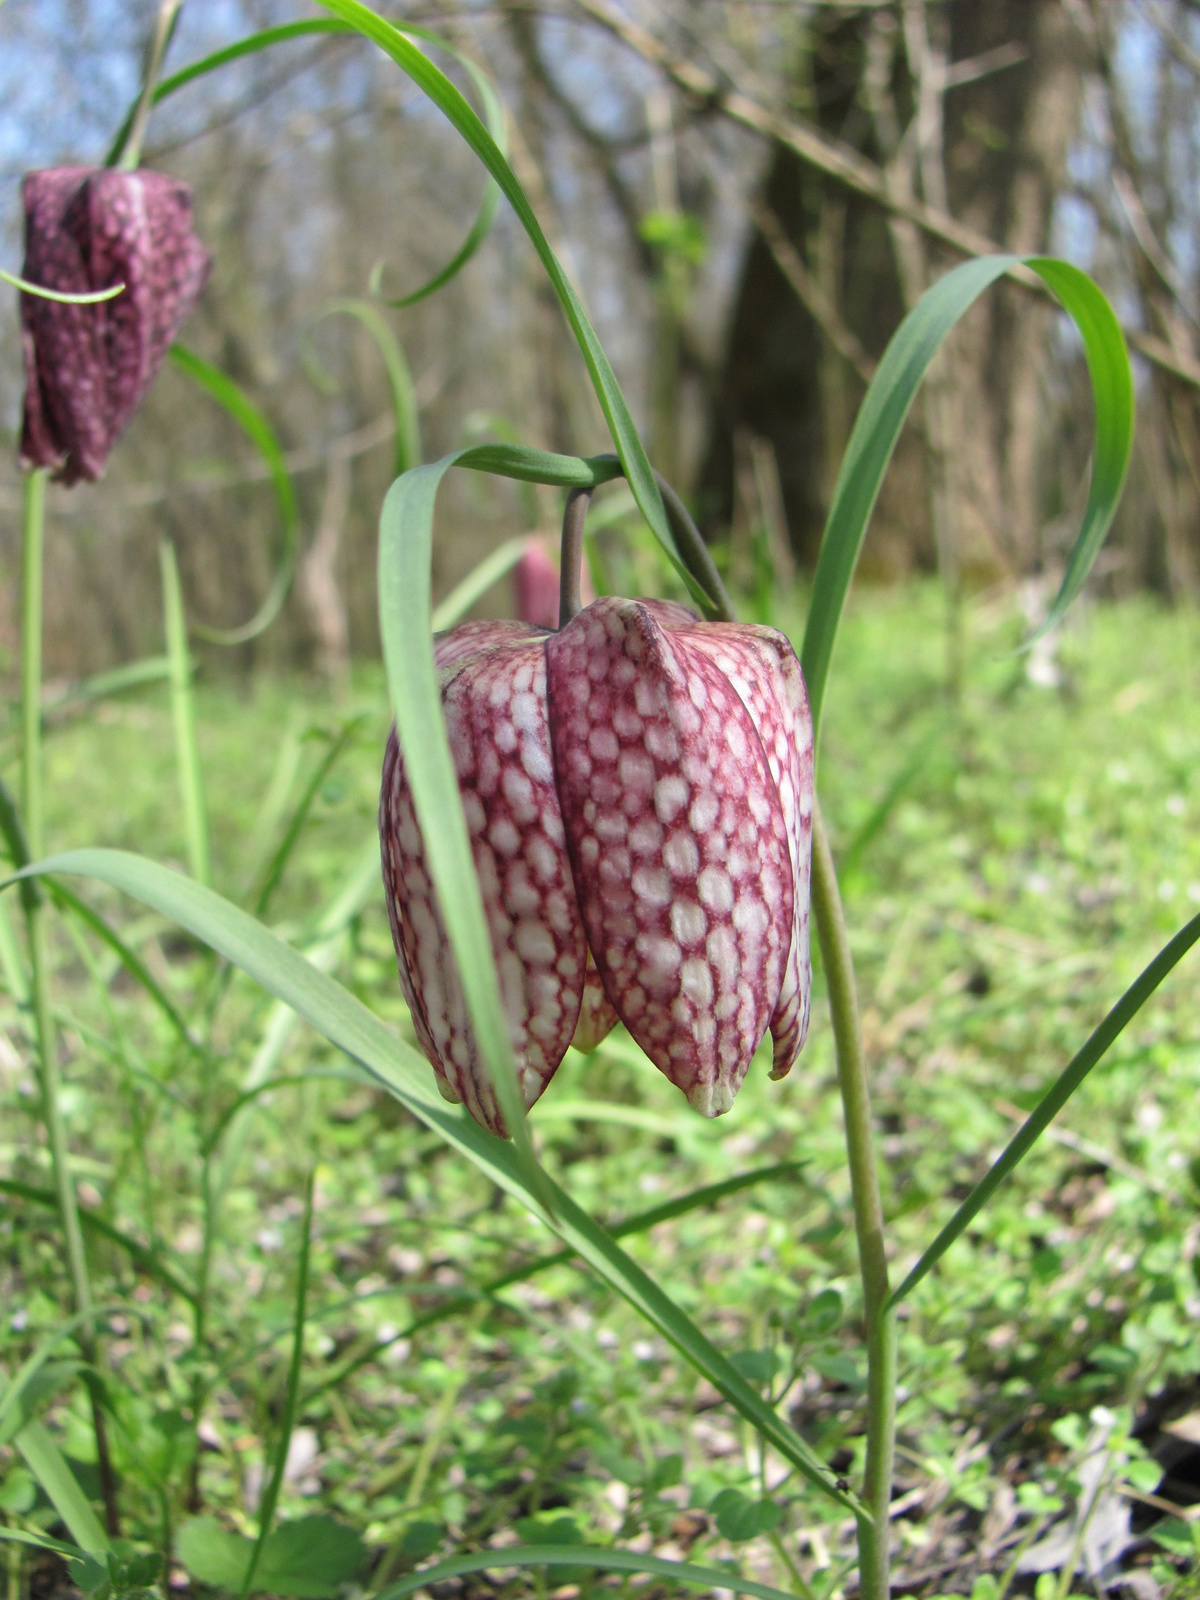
[669,621,814,1077]
[572,951,620,1054]
[545,598,793,1117]
[379,729,461,1108]
[433,619,549,673]
[636,598,703,629]
[380,634,585,1137]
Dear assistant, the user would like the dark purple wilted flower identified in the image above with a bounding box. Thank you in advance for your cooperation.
[19,166,210,485]
[380,598,813,1137]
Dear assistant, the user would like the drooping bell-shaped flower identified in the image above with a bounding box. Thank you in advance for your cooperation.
[19,166,210,485]
[380,598,813,1137]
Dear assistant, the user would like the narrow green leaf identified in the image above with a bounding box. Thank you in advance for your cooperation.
[373,1545,800,1600]
[1026,258,1135,635]
[168,345,299,646]
[0,1529,88,1560]
[302,300,420,477]
[369,28,506,310]
[160,539,211,886]
[5,849,857,1515]
[253,720,363,919]
[1,267,123,303]
[310,0,721,610]
[106,21,354,168]
[888,907,1200,1310]
[242,1172,315,1600]
[458,444,623,489]
[48,882,199,1054]
[44,655,172,714]
[377,458,548,1204]
[801,256,1134,748]
[15,1421,108,1557]
[0,768,40,912]
[106,18,503,307]
[0,1307,116,1446]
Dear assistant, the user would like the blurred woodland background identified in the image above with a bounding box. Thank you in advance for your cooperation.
[2,0,1200,680]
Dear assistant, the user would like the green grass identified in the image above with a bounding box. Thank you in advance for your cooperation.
[2,581,1198,1596]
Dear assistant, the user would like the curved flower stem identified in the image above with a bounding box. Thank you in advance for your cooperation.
[160,540,211,886]
[117,0,185,172]
[558,486,593,626]
[21,468,120,1535]
[811,803,895,1600]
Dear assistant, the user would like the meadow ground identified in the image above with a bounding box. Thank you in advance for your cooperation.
[2,580,1199,1597]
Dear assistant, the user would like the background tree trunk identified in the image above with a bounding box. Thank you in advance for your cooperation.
[698,1,1086,584]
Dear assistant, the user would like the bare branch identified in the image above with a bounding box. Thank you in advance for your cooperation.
[750,201,875,383]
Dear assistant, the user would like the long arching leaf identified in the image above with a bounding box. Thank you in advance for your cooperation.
[374,1546,800,1600]
[106,19,504,307]
[167,345,299,646]
[887,906,1200,1310]
[800,255,1134,748]
[310,0,722,611]
[301,299,420,477]
[15,1422,108,1557]
[2,847,858,1516]
[369,28,506,310]
[378,457,552,1206]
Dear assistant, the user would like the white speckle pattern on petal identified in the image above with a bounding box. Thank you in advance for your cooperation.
[545,598,794,1116]
[380,629,584,1137]
[667,620,814,1077]
[382,598,813,1136]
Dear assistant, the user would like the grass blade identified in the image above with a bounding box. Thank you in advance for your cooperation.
[800,256,1134,748]
[378,459,549,1203]
[0,768,40,912]
[5,849,857,1515]
[252,719,363,919]
[160,540,210,887]
[888,908,1200,1310]
[1026,258,1135,635]
[48,882,199,1054]
[240,1171,315,1600]
[15,1421,108,1557]
[106,21,351,167]
[0,1529,88,1560]
[168,345,299,646]
[0,1306,119,1445]
[373,1545,800,1600]
[44,656,172,717]
[302,300,420,477]
[369,28,506,310]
